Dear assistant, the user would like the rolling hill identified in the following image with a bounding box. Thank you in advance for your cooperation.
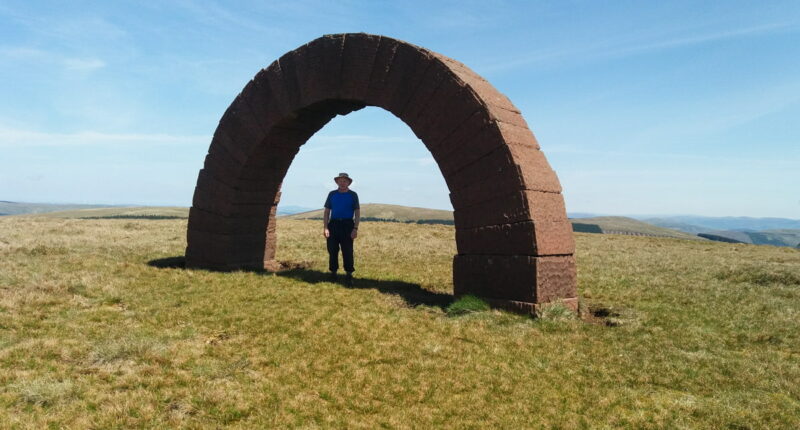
[570,216,702,240]
[0,201,112,216]
[645,215,800,231]
[16,202,795,246]
[28,206,190,219]
[645,216,800,247]
[285,203,454,224]
[698,229,800,248]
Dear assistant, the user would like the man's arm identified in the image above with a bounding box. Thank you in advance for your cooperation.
[351,208,360,239]
[323,208,331,238]
[351,191,360,239]
[323,191,332,238]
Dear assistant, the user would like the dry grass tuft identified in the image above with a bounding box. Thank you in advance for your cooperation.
[715,264,800,286]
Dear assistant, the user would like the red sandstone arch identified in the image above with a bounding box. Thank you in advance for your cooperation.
[186,33,577,314]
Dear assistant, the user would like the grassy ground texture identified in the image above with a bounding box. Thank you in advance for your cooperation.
[0,217,798,428]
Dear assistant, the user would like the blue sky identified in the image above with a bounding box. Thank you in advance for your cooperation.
[1,1,798,217]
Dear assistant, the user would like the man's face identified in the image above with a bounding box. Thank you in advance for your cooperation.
[335,178,350,189]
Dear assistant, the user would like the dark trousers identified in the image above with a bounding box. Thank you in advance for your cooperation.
[327,219,355,273]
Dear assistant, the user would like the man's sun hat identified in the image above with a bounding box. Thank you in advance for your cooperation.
[334,172,353,184]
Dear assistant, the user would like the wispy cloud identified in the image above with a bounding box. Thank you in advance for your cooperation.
[546,145,799,169]
[631,79,800,139]
[62,57,106,71]
[1,46,107,72]
[302,134,419,152]
[0,126,208,147]
[484,21,797,73]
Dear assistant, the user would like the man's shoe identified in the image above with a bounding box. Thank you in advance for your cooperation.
[344,272,353,286]
[327,272,338,282]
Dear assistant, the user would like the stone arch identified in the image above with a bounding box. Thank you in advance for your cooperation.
[186,33,577,313]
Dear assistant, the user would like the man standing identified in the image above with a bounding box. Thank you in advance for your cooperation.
[323,172,360,285]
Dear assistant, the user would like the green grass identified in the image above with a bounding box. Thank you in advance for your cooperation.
[446,295,490,316]
[1,216,799,428]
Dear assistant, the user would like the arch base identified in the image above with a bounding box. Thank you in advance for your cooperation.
[453,254,577,313]
[481,298,580,316]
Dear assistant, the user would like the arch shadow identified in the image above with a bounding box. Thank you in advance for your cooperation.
[275,268,453,309]
[147,256,451,309]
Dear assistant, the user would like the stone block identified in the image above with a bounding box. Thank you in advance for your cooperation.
[453,254,576,303]
[409,78,481,150]
[453,254,536,302]
[261,61,296,119]
[484,104,529,129]
[446,142,556,194]
[383,43,434,115]
[191,169,280,215]
[203,144,243,184]
[188,206,271,235]
[455,220,574,256]
[437,122,540,179]
[448,145,562,210]
[216,97,268,162]
[453,189,569,228]
[426,80,482,146]
[433,108,492,153]
[398,59,449,133]
[403,74,455,143]
[534,255,578,303]
[364,36,400,106]
[340,33,381,100]
[230,202,278,217]
[435,53,518,113]
[294,34,345,106]
[187,229,268,264]
[242,71,290,132]
[496,120,540,149]
[275,50,303,111]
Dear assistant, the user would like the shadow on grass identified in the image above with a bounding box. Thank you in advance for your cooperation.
[146,256,453,310]
[275,268,454,310]
[147,256,186,269]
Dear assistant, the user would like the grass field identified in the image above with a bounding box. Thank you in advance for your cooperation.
[1,216,799,428]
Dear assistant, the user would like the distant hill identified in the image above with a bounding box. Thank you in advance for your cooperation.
[289,206,700,240]
[12,201,794,247]
[644,215,800,232]
[277,205,315,216]
[570,216,701,240]
[644,216,800,248]
[30,206,190,219]
[285,203,454,224]
[0,201,112,216]
[697,229,800,248]
[6,203,312,219]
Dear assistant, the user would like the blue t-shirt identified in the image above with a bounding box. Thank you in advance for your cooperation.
[324,190,360,219]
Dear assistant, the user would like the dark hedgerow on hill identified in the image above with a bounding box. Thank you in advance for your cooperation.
[79,215,186,220]
[305,216,454,225]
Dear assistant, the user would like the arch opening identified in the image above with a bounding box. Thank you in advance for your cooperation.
[186,33,577,314]
[280,105,452,212]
